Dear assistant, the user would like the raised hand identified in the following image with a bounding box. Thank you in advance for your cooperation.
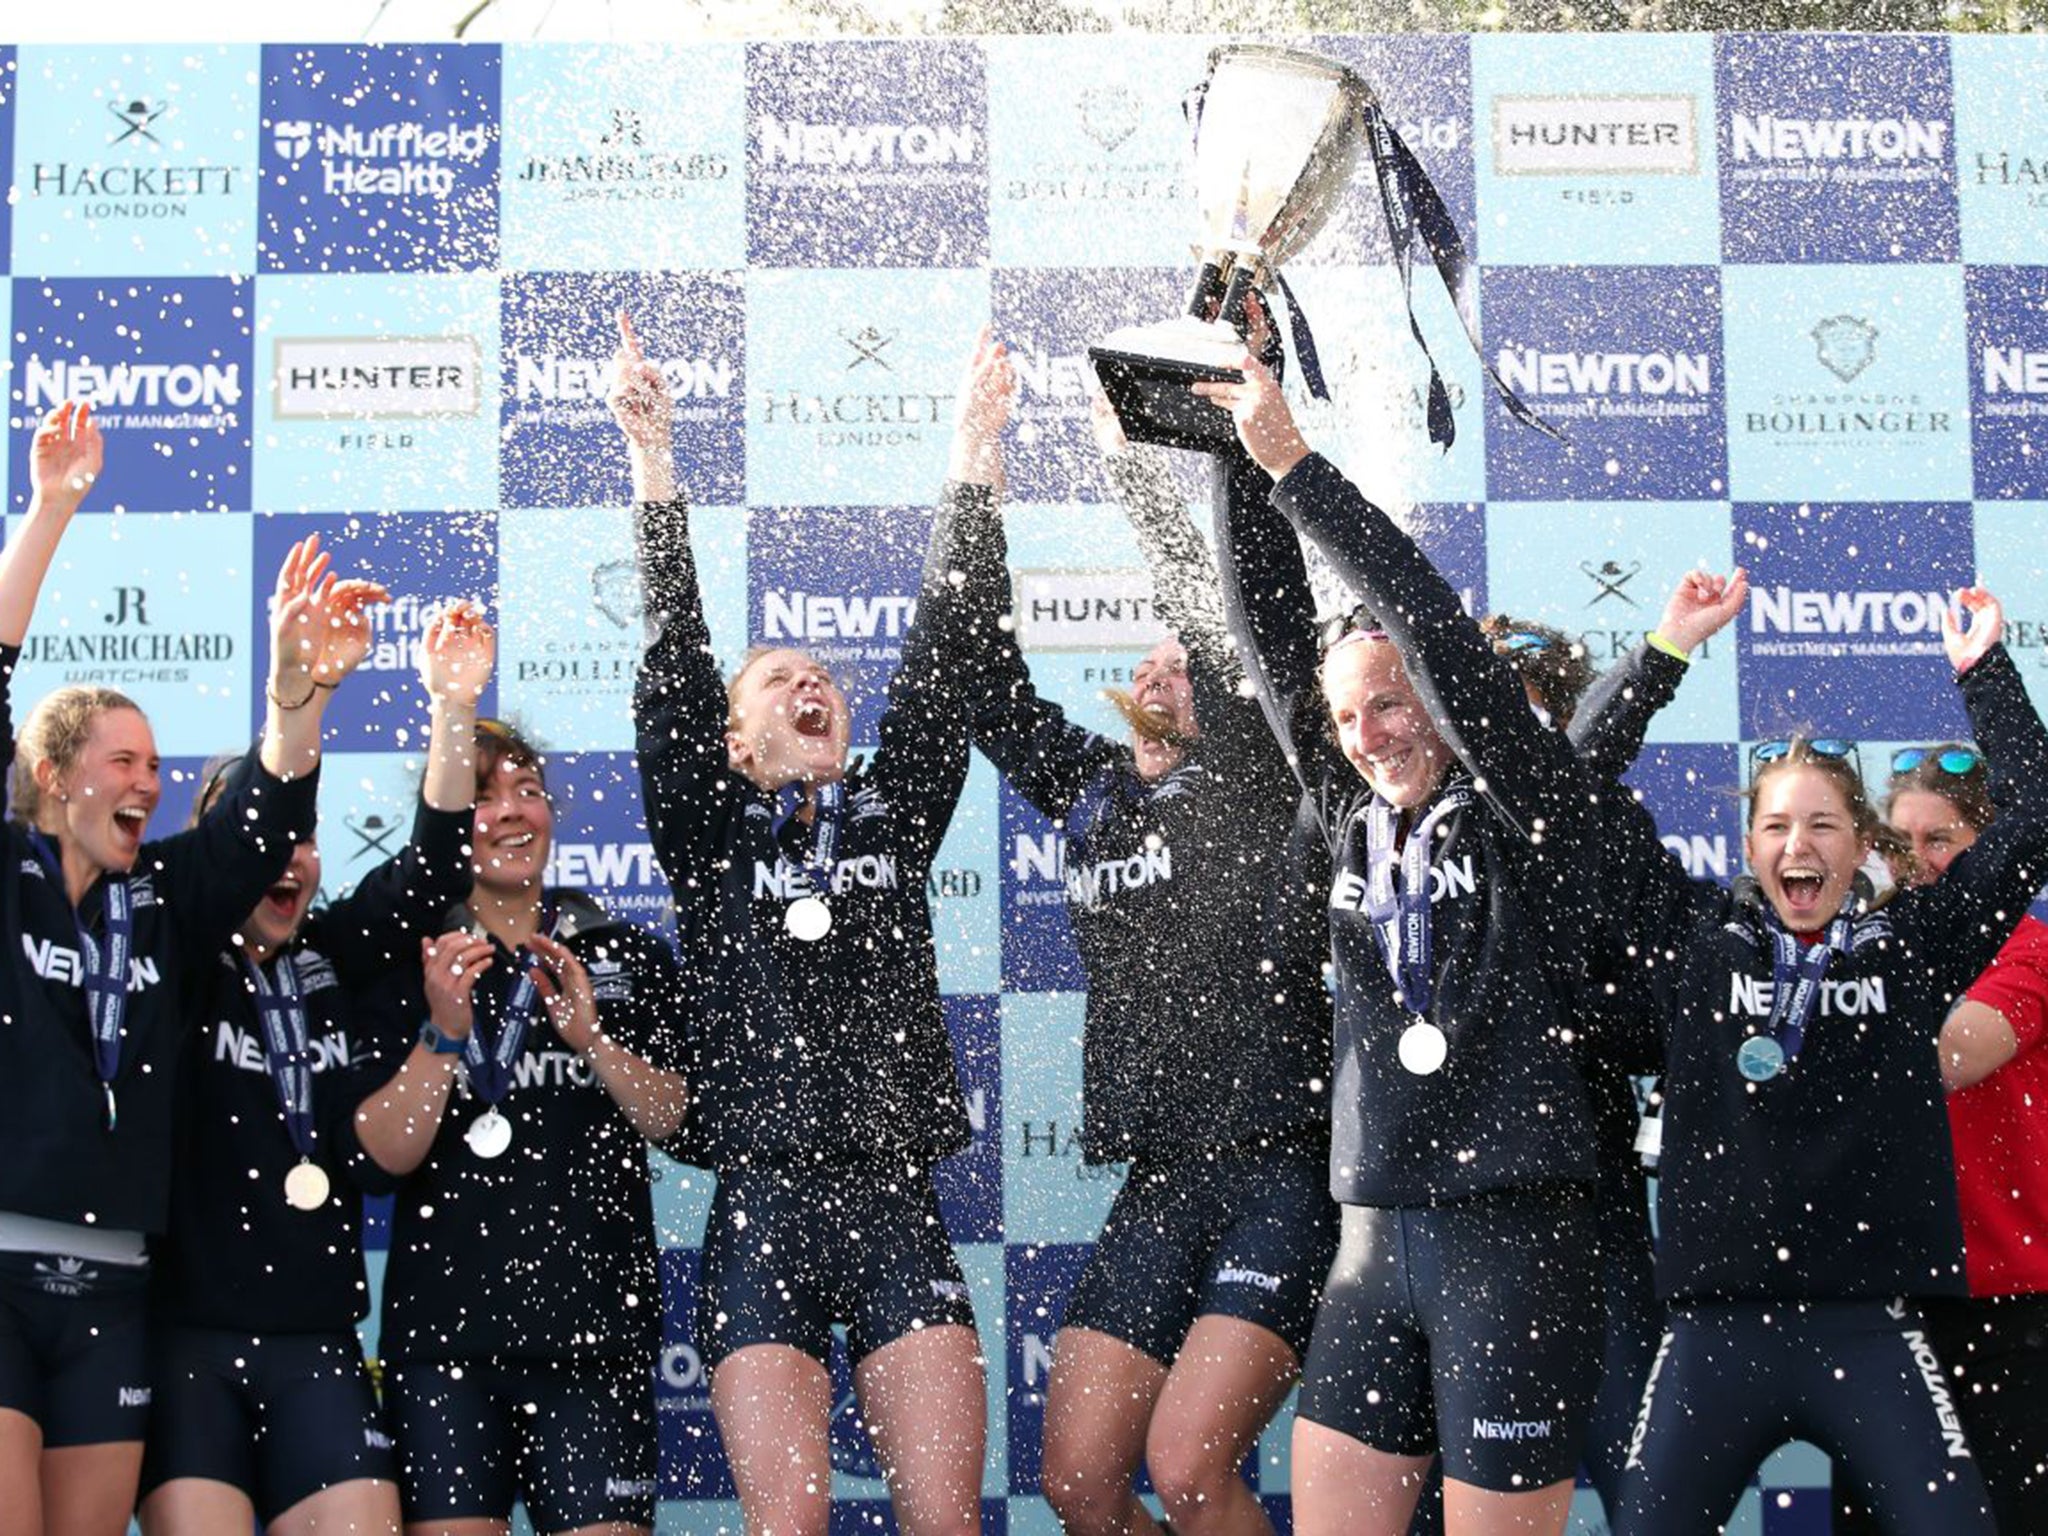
[1191,353,1310,482]
[268,535,333,708]
[949,326,1016,490]
[606,309,672,453]
[313,577,392,689]
[1655,566,1750,656]
[1943,585,2004,675]
[419,598,496,710]
[29,401,104,513]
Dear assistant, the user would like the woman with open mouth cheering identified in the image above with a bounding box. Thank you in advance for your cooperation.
[0,402,325,1536]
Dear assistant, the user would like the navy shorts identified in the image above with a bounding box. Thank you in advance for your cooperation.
[1617,1298,1994,1536]
[696,1163,976,1374]
[138,1327,394,1523]
[1298,1186,1603,1492]
[0,1250,150,1448]
[1062,1144,1337,1365]
[383,1353,657,1533]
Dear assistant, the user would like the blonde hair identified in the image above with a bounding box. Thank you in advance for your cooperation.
[1746,735,1911,877]
[9,686,146,826]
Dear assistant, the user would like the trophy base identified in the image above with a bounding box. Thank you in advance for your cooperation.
[1088,347,1245,453]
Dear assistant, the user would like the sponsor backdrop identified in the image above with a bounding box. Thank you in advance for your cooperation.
[6,31,2048,1536]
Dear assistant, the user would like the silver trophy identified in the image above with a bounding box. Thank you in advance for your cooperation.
[1090,45,1375,452]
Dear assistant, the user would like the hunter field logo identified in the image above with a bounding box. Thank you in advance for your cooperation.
[746,40,987,267]
[1010,569,1164,653]
[1472,34,1720,266]
[271,336,481,419]
[1491,95,1698,177]
[1481,265,1726,500]
[1715,33,1958,262]
[257,42,501,273]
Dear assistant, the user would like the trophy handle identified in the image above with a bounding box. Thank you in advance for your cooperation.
[1185,259,1229,323]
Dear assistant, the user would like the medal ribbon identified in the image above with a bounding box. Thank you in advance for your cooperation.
[776,781,848,908]
[464,896,561,1107]
[1763,911,1857,1067]
[1360,102,1561,450]
[242,953,315,1162]
[30,832,132,1127]
[1362,789,1471,1016]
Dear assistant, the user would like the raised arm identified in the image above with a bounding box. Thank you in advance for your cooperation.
[528,929,687,1143]
[1198,354,1581,845]
[927,333,1123,821]
[1910,593,2048,997]
[0,402,102,660]
[614,311,745,889]
[1570,568,1748,782]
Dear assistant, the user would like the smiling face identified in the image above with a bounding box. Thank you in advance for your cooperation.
[36,705,161,877]
[1320,638,1451,811]
[725,647,851,793]
[1887,788,1980,887]
[240,836,322,959]
[1746,763,1874,932]
[472,757,554,897]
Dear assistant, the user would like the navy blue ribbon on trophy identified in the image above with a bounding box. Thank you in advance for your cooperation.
[1741,911,1857,1082]
[242,953,316,1162]
[464,898,562,1107]
[1361,789,1470,1015]
[1359,102,1561,450]
[31,832,132,1130]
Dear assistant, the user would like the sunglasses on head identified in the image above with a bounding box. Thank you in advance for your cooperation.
[1496,631,1551,655]
[1749,737,1862,779]
[1890,745,1982,777]
[1319,604,1388,654]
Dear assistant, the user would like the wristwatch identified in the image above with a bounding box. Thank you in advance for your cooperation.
[418,1021,469,1056]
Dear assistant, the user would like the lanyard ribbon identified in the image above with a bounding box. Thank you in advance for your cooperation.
[1362,789,1471,1015]
[464,897,561,1107]
[1763,912,1857,1066]
[776,781,848,902]
[31,833,132,1128]
[242,953,315,1161]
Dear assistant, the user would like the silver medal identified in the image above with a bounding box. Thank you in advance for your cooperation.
[466,1108,513,1159]
[283,1159,331,1211]
[1397,1020,1449,1076]
[784,895,832,942]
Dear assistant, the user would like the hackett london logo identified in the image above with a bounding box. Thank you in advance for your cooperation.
[108,97,170,147]
[27,90,241,212]
[1491,96,1698,177]
[1581,559,1643,609]
[756,326,949,447]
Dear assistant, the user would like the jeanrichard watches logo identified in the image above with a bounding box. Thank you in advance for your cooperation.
[272,117,492,197]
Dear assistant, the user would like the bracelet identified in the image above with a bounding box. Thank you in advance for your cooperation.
[1646,631,1692,664]
[267,679,319,711]
[314,679,337,692]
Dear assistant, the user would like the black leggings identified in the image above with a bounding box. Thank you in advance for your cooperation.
[1835,1292,2048,1536]
[1614,1298,1995,1536]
